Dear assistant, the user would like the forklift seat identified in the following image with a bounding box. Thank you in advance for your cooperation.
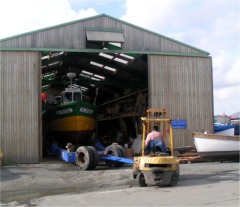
[146,139,167,154]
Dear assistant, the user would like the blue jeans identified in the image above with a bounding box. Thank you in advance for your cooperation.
[147,139,167,154]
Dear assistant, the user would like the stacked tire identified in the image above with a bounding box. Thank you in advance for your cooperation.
[75,146,99,170]
[104,145,126,167]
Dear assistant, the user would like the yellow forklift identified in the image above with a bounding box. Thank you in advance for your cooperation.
[133,109,180,187]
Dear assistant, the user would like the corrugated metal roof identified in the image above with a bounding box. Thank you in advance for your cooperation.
[86,30,124,42]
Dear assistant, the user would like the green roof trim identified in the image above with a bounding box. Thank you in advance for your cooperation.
[0,47,209,57]
[0,14,210,55]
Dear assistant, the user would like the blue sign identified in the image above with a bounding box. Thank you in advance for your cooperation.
[172,120,187,129]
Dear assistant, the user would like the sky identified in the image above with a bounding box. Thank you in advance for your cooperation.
[0,0,239,116]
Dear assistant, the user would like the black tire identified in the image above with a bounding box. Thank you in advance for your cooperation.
[86,146,95,170]
[104,145,124,167]
[88,146,99,170]
[75,146,94,170]
[169,171,179,186]
[115,145,126,158]
[136,172,147,187]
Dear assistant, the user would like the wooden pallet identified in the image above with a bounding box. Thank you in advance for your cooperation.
[174,146,207,164]
[176,155,206,164]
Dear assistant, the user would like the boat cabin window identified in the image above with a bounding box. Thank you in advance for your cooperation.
[73,92,82,101]
[64,92,72,102]
[61,91,82,104]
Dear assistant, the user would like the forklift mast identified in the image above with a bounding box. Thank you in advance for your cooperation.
[141,108,173,156]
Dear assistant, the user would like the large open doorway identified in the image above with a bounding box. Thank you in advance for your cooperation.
[41,46,148,157]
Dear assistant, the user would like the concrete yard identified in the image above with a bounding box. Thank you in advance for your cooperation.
[0,158,239,206]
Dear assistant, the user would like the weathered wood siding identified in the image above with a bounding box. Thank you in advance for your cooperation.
[0,51,41,164]
[148,55,214,147]
[0,16,207,55]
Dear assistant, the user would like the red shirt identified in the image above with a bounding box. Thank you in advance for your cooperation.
[145,130,164,146]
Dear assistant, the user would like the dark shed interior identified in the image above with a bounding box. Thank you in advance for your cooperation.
[41,42,149,149]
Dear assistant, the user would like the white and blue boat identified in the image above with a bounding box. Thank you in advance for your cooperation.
[214,123,235,136]
[193,132,240,161]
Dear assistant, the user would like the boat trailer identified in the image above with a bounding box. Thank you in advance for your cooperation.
[50,142,134,170]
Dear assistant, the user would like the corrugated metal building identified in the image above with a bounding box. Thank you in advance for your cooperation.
[0,14,213,164]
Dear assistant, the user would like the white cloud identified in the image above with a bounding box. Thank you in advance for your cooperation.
[121,0,240,115]
[0,0,239,115]
[0,0,98,39]
[225,58,240,85]
[121,0,183,33]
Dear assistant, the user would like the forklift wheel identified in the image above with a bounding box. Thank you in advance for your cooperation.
[169,171,179,186]
[136,172,147,187]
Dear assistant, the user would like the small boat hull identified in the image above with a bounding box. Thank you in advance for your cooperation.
[193,133,240,161]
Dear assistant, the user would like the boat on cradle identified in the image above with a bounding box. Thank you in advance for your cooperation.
[193,132,240,161]
[214,123,235,136]
[43,73,97,147]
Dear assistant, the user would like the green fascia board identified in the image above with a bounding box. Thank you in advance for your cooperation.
[126,53,141,58]
[0,14,209,55]
[0,47,210,57]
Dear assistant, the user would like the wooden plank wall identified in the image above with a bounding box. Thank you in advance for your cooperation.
[0,16,206,55]
[148,55,214,147]
[0,51,41,164]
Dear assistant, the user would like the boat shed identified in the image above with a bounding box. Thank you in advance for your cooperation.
[0,14,214,164]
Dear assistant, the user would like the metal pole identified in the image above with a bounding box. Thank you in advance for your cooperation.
[142,122,146,156]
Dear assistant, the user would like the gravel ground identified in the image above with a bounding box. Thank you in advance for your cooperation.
[0,158,239,206]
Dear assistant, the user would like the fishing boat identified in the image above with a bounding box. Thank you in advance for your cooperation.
[214,123,235,136]
[193,132,240,161]
[43,73,98,147]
